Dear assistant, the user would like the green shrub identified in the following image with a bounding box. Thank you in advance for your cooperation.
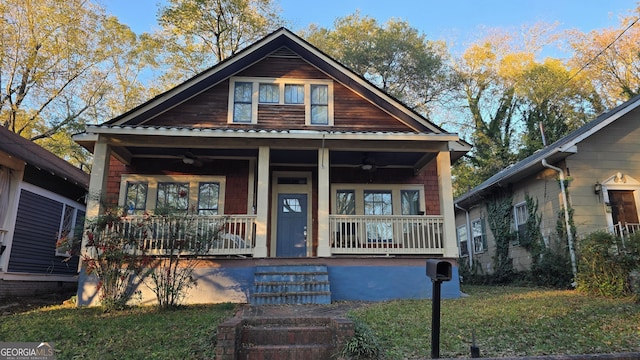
[339,317,385,360]
[576,231,640,297]
[530,246,573,288]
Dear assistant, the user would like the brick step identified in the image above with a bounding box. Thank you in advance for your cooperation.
[241,325,333,346]
[238,344,336,360]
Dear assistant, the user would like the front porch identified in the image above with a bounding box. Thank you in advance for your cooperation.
[108,213,446,256]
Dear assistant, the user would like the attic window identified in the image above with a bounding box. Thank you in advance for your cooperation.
[228,77,333,125]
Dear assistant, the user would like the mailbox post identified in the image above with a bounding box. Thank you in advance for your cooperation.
[426,260,452,359]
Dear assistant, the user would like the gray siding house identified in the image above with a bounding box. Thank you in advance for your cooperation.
[0,126,89,297]
[454,95,640,275]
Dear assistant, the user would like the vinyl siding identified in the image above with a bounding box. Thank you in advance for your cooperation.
[7,189,79,274]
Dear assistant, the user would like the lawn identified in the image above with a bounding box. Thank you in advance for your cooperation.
[0,286,638,359]
[350,285,640,359]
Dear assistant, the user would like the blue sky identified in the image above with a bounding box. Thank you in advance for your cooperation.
[98,0,639,76]
[102,0,637,45]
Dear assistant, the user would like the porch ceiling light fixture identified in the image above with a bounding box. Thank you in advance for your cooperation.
[361,163,374,171]
[182,155,196,165]
[594,182,602,195]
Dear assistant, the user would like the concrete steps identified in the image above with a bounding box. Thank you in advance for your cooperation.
[251,265,331,305]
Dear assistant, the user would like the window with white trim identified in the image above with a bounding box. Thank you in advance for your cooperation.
[119,175,226,215]
[232,82,253,123]
[228,77,334,125]
[513,202,527,244]
[55,204,85,257]
[471,218,486,253]
[457,225,469,257]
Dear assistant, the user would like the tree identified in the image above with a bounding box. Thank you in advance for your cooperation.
[568,8,640,108]
[301,12,455,117]
[514,59,597,159]
[152,0,287,88]
[0,0,151,169]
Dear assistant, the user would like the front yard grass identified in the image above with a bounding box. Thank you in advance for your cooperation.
[349,285,640,359]
[0,286,638,359]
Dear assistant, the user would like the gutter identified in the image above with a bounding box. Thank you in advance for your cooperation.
[454,203,473,268]
[541,159,577,278]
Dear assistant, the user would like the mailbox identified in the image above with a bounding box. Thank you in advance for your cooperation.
[426,259,452,282]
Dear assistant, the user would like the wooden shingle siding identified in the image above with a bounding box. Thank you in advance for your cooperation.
[145,52,413,132]
[7,190,78,275]
[237,54,327,79]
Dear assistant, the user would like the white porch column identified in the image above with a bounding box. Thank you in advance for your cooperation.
[81,137,111,263]
[317,147,331,257]
[437,151,458,258]
[253,146,270,257]
[86,137,110,219]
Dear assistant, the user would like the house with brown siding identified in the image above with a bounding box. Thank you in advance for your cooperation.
[454,95,640,276]
[74,28,470,305]
[0,126,88,297]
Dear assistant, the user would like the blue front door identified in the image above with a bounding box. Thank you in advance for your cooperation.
[276,193,307,257]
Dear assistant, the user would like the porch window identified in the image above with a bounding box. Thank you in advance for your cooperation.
[284,84,304,104]
[125,182,148,215]
[401,190,420,215]
[197,182,220,215]
[259,83,279,103]
[472,218,487,253]
[513,202,527,245]
[310,84,328,124]
[336,190,355,215]
[457,225,469,257]
[233,82,253,123]
[119,175,226,215]
[364,191,393,242]
[157,182,189,213]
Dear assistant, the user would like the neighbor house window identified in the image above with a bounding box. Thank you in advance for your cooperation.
[284,84,304,104]
[472,218,487,253]
[457,225,469,257]
[125,182,148,214]
[513,202,527,244]
[233,82,253,123]
[310,84,329,124]
[197,182,220,215]
[55,204,84,257]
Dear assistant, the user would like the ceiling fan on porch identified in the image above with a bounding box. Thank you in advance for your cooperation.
[359,153,378,172]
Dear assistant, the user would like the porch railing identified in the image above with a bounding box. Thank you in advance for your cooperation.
[329,215,445,255]
[102,215,256,256]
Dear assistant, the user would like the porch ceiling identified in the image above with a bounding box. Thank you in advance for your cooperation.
[121,146,427,169]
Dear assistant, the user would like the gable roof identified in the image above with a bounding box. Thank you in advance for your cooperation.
[0,126,89,189]
[455,94,640,207]
[106,27,446,134]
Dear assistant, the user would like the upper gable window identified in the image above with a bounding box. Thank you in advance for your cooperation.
[233,82,253,123]
[259,83,279,103]
[284,84,304,104]
[228,77,333,125]
[310,84,329,124]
